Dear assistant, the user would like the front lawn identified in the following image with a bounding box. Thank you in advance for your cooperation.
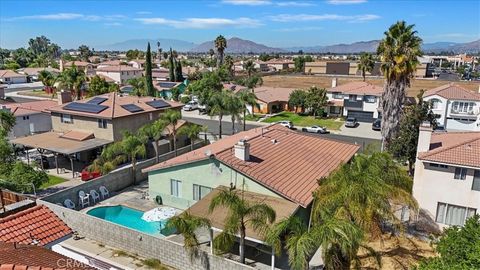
[18,89,54,98]
[244,113,264,122]
[263,112,344,130]
[39,175,67,190]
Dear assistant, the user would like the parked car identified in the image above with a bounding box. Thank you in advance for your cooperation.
[372,119,381,131]
[183,101,199,111]
[302,125,328,134]
[34,155,49,169]
[81,168,102,181]
[345,117,358,128]
[198,103,207,114]
[277,121,294,129]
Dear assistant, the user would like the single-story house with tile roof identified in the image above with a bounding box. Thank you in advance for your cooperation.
[413,124,480,229]
[0,70,27,84]
[240,86,296,114]
[17,67,60,81]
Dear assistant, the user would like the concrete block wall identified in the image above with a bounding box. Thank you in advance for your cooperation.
[39,200,253,270]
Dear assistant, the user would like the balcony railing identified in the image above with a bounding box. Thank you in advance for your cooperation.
[344,99,363,109]
[450,108,480,117]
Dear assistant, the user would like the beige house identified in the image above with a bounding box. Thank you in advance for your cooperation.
[413,124,480,229]
[266,59,294,71]
[95,66,143,85]
[0,70,27,84]
[62,61,95,75]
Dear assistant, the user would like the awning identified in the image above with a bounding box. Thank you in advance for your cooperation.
[328,100,344,107]
[11,131,112,155]
[187,186,299,241]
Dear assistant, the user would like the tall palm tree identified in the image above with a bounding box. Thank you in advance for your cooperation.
[237,91,259,131]
[57,63,86,100]
[0,110,15,136]
[243,60,256,79]
[377,21,422,147]
[224,55,234,78]
[178,123,206,151]
[139,119,167,163]
[209,188,276,264]
[127,77,146,97]
[358,53,375,82]
[208,90,229,139]
[161,109,182,156]
[225,93,243,134]
[38,70,57,98]
[165,211,211,261]
[215,35,227,69]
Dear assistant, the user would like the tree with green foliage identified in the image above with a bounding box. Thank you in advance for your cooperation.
[178,123,206,151]
[1,161,48,193]
[388,90,437,175]
[188,71,223,106]
[139,119,167,163]
[127,77,146,97]
[174,58,184,82]
[87,75,114,97]
[416,215,480,270]
[126,49,145,60]
[358,53,375,81]
[4,61,20,70]
[161,109,182,156]
[225,93,243,134]
[305,86,327,117]
[12,48,34,68]
[77,45,92,62]
[208,90,230,139]
[294,56,306,73]
[237,90,259,131]
[0,109,16,136]
[288,89,308,113]
[378,21,423,147]
[145,43,155,97]
[57,63,86,100]
[242,60,256,79]
[223,55,234,79]
[215,35,227,68]
[209,187,276,264]
[0,48,10,68]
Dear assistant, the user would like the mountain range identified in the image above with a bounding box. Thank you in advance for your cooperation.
[97,37,480,54]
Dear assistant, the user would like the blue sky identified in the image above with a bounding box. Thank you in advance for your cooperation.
[1,0,479,49]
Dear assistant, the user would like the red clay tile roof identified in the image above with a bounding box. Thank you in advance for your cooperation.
[418,131,480,168]
[0,205,72,246]
[2,100,58,117]
[48,92,183,119]
[327,81,383,96]
[64,61,93,67]
[144,124,359,207]
[0,242,94,269]
[96,66,142,72]
[0,70,27,79]
[253,86,296,103]
[423,83,480,101]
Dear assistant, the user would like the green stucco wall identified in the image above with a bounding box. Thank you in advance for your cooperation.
[148,158,281,209]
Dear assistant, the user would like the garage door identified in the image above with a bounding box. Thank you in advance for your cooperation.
[347,111,374,122]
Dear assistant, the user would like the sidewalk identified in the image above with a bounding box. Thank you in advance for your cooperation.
[182,109,271,126]
[6,90,54,101]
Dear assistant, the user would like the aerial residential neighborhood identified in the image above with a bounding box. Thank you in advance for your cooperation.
[0,0,479,269]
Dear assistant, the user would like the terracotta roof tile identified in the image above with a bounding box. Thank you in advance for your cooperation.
[327,81,383,96]
[0,70,27,79]
[251,86,296,103]
[144,125,359,207]
[2,101,58,117]
[96,66,142,72]
[0,206,72,246]
[418,131,480,168]
[64,61,92,67]
[424,83,480,101]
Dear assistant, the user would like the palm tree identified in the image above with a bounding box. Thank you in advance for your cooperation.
[237,91,259,131]
[0,110,15,136]
[139,119,167,163]
[127,77,146,97]
[209,188,276,264]
[243,60,256,79]
[165,211,211,261]
[225,93,243,134]
[377,21,422,147]
[358,53,375,82]
[215,35,227,69]
[161,109,182,156]
[208,91,229,139]
[224,55,234,78]
[57,63,86,100]
[178,124,206,151]
[38,70,57,98]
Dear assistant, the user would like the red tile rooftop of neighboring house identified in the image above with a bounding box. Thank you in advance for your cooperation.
[252,86,296,103]
[418,131,480,168]
[144,124,359,207]
[96,65,142,72]
[327,81,383,96]
[0,205,72,246]
[0,242,94,270]
[64,61,92,67]
[2,100,58,117]
[423,83,480,101]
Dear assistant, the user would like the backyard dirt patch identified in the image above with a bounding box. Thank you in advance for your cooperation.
[262,75,480,97]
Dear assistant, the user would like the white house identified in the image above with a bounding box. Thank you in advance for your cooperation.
[326,79,383,122]
[128,60,146,69]
[0,70,28,84]
[423,83,480,131]
[17,67,60,81]
[413,123,479,228]
[95,66,143,85]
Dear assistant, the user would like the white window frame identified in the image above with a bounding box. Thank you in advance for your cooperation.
[193,184,212,201]
[364,95,376,103]
[170,179,182,198]
[435,202,476,226]
[332,92,343,99]
[61,114,72,123]
[454,167,467,180]
[430,99,441,109]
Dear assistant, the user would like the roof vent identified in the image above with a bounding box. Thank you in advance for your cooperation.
[234,139,250,161]
[271,139,277,144]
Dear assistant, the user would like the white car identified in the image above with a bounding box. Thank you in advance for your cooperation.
[277,121,294,129]
[183,101,199,111]
[302,125,328,134]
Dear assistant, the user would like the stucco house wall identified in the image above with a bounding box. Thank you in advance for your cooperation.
[10,112,52,138]
[51,113,114,141]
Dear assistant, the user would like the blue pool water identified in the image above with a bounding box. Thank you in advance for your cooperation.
[87,205,173,236]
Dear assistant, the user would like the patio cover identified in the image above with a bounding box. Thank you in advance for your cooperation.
[187,186,299,241]
[11,131,112,155]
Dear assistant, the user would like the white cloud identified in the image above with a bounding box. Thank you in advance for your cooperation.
[6,13,126,22]
[136,11,152,15]
[269,13,380,23]
[135,17,262,29]
[327,0,367,5]
[276,1,315,6]
[222,0,271,5]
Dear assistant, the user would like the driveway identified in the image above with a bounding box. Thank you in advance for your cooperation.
[339,121,382,140]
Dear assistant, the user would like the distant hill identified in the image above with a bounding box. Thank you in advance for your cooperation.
[96,38,197,52]
[189,37,285,54]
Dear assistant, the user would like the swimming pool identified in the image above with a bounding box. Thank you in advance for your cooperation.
[87,205,173,236]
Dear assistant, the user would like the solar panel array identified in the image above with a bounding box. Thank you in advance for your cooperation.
[158,82,178,88]
[86,97,108,105]
[146,100,171,109]
[121,104,144,113]
[63,102,108,114]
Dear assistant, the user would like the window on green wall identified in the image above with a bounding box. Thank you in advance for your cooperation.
[170,179,182,197]
[193,184,212,201]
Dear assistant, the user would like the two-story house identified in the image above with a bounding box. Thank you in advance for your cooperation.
[95,66,143,85]
[326,80,383,122]
[413,123,479,228]
[423,83,480,131]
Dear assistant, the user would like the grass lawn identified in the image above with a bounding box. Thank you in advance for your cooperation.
[39,175,67,190]
[263,112,344,130]
[244,113,264,121]
[19,89,55,99]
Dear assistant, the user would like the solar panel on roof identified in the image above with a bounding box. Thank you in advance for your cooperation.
[63,102,108,114]
[158,82,177,88]
[146,100,171,109]
[86,97,108,105]
[121,104,144,113]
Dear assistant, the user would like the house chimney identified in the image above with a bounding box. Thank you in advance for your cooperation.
[331,78,337,88]
[58,90,72,105]
[417,121,433,155]
[234,139,250,161]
